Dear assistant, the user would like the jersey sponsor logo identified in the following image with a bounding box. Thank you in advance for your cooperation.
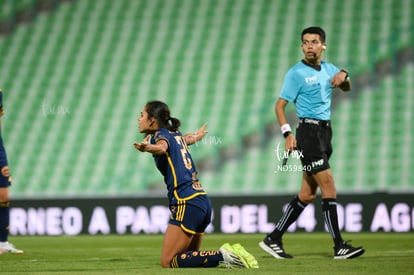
[200,250,219,256]
[305,75,318,84]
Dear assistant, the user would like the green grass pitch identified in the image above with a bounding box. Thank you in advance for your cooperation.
[1,233,413,274]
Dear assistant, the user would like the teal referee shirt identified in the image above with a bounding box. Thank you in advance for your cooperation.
[279,60,341,120]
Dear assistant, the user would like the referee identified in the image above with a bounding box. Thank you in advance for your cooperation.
[259,26,364,259]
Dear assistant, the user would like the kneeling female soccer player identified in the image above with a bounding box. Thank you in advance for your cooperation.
[134,100,258,268]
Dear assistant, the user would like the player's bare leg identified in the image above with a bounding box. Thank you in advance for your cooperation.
[160,224,193,267]
[160,224,228,268]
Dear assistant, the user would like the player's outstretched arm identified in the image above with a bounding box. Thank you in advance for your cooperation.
[134,136,168,155]
[184,123,208,145]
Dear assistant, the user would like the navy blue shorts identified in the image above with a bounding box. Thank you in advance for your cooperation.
[0,140,11,187]
[169,195,212,235]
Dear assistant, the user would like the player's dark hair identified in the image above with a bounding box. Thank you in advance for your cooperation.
[301,26,326,43]
[145,100,181,132]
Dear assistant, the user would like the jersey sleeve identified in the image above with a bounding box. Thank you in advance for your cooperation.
[152,129,170,148]
[326,62,340,78]
[279,69,299,102]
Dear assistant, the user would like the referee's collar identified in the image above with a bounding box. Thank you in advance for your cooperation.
[301,59,322,71]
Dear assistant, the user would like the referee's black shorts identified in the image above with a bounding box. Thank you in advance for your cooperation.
[296,118,332,175]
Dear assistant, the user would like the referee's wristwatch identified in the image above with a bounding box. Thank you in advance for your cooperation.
[340,69,349,81]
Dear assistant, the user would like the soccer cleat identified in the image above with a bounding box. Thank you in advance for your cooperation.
[259,235,293,259]
[231,243,259,268]
[0,242,24,254]
[219,243,250,268]
[334,241,365,259]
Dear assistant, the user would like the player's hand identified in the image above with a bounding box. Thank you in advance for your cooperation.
[185,123,208,145]
[285,134,297,152]
[330,71,347,88]
[134,135,151,152]
[195,123,208,140]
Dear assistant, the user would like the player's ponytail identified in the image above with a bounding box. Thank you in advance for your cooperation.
[145,100,181,132]
[167,117,181,132]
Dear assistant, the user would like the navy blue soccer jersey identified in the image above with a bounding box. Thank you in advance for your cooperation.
[0,88,3,117]
[0,88,11,187]
[150,128,206,205]
[279,60,340,120]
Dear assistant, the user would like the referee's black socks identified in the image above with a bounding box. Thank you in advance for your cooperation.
[269,196,307,241]
[322,198,343,247]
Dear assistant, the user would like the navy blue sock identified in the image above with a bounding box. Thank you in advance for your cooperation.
[170,250,224,268]
[0,201,10,242]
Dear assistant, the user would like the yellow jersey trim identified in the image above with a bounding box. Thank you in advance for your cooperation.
[166,152,207,201]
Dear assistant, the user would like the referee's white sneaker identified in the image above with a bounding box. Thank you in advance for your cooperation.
[0,241,24,254]
[334,241,364,259]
